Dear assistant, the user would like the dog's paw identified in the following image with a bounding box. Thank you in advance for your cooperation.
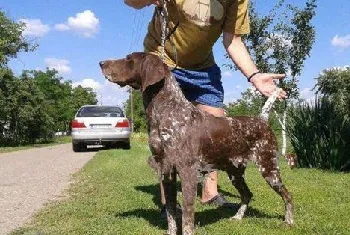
[229,214,243,221]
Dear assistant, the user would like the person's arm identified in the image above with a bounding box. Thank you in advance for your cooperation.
[124,0,160,9]
[223,32,287,99]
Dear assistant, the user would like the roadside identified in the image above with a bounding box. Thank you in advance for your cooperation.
[10,139,350,235]
[0,136,71,154]
[0,143,95,235]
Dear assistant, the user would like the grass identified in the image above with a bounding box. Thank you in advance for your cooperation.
[0,136,72,154]
[11,137,350,235]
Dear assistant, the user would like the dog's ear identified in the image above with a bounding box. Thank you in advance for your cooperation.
[140,54,169,92]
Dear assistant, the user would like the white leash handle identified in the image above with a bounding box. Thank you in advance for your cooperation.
[260,88,282,121]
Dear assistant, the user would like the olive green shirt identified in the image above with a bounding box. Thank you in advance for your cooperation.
[144,0,250,70]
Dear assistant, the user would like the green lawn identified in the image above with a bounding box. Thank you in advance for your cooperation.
[0,136,71,153]
[12,138,350,235]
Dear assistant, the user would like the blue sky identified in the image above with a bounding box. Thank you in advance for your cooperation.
[2,0,350,106]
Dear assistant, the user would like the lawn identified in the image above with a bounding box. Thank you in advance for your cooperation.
[0,136,71,153]
[12,137,350,235]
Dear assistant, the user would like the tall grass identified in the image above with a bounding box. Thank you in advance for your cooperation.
[287,97,350,171]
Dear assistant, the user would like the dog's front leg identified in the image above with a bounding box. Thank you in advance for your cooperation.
[162,169,177,235]
[178,166,197,235]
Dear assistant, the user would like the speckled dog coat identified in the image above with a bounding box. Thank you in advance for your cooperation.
[100,52,294,235]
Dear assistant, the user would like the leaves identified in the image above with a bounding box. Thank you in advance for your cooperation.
[124,89,147,133]
[0,68,97,146]
[0,11,35,67]
[287,97,350,171]
[314,67,350,118]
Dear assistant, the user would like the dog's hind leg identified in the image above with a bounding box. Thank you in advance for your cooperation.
[162,169,178,235]
[257,148,294,225]
[227,165,253,221]
[178,166,198,235]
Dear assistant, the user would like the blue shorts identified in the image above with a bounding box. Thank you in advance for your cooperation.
[171,65,224,108]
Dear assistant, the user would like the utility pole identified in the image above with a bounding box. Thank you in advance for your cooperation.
[130,88,134,132]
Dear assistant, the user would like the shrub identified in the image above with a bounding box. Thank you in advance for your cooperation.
[287,97,350,171]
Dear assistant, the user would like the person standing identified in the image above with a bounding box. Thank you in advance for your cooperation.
[124,0,286,212]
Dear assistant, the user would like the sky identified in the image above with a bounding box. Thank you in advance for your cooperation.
[2,0,350,106]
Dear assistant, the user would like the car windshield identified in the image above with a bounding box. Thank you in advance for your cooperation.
[77,106,124,117]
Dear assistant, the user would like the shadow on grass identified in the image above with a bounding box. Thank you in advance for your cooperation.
[126,183,281,229]
[117,205,280,230]
[135,183,239,209]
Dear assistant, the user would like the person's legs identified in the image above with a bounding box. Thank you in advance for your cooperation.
[159,65,233,215]
[195,103,225,203]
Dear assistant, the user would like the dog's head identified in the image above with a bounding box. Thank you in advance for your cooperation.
[99,52,169,92]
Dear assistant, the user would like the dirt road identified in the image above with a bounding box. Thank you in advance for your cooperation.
[0,144,95,235]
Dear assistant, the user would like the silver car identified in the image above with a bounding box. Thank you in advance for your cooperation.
[71,105,131,152]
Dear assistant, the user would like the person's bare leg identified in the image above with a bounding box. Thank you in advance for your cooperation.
[195,103,225,203]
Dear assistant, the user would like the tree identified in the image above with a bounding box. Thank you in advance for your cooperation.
[0,10,35,67]
[21,69,98,132]
[0,69,54,145]
[226,88,264,117]
[71,85,98,113]
[314,67,350,117]
[225,0,317,155]
[124,89,147,133]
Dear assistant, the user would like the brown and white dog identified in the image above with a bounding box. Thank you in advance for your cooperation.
[100,52,294,235]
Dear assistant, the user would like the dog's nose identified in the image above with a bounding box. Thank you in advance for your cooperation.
[99,61,106,67]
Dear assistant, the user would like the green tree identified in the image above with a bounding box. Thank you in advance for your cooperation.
[13,77,54,144]
[125,89,147,133]
[71,85,98,115]
[0,69,54,145]
[0,10,35,67]
[0,68,17,144]
[314,67,350,117]
[225,0,317,155]
[22,69,97,132]
[226,88,264,117]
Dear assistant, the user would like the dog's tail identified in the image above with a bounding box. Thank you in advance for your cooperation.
[260,88,282,121]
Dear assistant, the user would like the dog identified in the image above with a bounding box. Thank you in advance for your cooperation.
[100,52,294,235]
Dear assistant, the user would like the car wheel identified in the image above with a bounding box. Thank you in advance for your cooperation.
[122,141,131,150]
[72,143,86,152]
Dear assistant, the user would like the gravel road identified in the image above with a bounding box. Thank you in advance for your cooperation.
[0,143,95,235]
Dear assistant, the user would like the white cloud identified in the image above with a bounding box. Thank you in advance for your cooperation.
[19,19,50,37]
[235,85,242,90]
[332,34,350,49]
[54,23,70,31]
[72,78,101,90]
[222,71,233,77]
[300,87,315,102]
[44,58,72,74]
[72,78,129,106]
[55,10,100,37]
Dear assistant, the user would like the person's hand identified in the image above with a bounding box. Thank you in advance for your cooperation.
[250,73,287,99]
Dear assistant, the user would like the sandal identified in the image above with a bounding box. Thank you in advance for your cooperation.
[201,194,235,208]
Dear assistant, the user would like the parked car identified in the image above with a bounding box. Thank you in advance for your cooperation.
[71,105,131,152]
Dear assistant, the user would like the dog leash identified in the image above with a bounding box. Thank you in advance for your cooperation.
[159,0,168,60]
[157,0,179,70]
[260,88,283,121]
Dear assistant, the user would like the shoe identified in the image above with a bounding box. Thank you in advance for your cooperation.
[201,194,235,208]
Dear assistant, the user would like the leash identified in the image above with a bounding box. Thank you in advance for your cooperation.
[159,0,168,60]
[260,88,282,121]
[157,0,179,69]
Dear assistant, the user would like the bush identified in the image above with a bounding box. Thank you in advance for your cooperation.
[287,97,350,171]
